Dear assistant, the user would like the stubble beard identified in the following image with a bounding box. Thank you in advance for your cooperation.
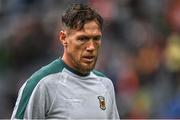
[76,57,97,74]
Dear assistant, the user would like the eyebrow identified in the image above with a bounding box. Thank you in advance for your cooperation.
[77,35,102,38]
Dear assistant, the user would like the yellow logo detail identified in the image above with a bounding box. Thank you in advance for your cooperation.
[98,96,106,110]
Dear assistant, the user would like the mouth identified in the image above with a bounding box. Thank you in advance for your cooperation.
[82,56,95,63]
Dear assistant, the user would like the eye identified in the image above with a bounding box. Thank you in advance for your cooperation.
[78,36,89,42]
[93,36,101,41]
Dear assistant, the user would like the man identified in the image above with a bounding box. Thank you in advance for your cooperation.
[11,3,120,119]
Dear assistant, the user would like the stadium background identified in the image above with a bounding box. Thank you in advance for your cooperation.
[0,0,180,118]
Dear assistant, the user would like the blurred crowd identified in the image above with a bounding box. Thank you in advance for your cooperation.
[0,0,180,118]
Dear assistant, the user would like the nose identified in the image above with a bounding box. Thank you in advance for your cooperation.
[86,40,95,51]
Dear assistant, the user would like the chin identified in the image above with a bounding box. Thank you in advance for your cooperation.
[81,63,95,72]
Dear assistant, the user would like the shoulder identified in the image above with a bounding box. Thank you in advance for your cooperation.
[92,70,107,78]
[92,70,114,88]
[26,59,64,88]
[21,59,64,101]
[15,59,64,119]
[20,59,64,98]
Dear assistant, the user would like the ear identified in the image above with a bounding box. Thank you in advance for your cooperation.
[59,31,67,47]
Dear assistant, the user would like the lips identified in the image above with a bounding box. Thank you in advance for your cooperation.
[82,56,95,63]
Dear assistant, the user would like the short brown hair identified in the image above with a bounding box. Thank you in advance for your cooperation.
[61,3,103,30]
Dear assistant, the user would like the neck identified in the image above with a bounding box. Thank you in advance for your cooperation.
[61,55,90,76]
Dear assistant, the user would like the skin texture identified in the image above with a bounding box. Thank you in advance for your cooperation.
[60,20,102,75]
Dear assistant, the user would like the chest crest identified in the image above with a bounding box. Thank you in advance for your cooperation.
[98,96,106,110]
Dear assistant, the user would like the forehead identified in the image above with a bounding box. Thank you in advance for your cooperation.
[67,21,102,36]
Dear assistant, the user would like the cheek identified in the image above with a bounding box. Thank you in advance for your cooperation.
[68,41,83,57]
[96,41,101,50]
[98,42,101,48]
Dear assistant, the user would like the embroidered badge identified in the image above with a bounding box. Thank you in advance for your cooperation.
[98,96,106,110]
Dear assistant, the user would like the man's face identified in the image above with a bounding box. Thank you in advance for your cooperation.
[61,21,102,74]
